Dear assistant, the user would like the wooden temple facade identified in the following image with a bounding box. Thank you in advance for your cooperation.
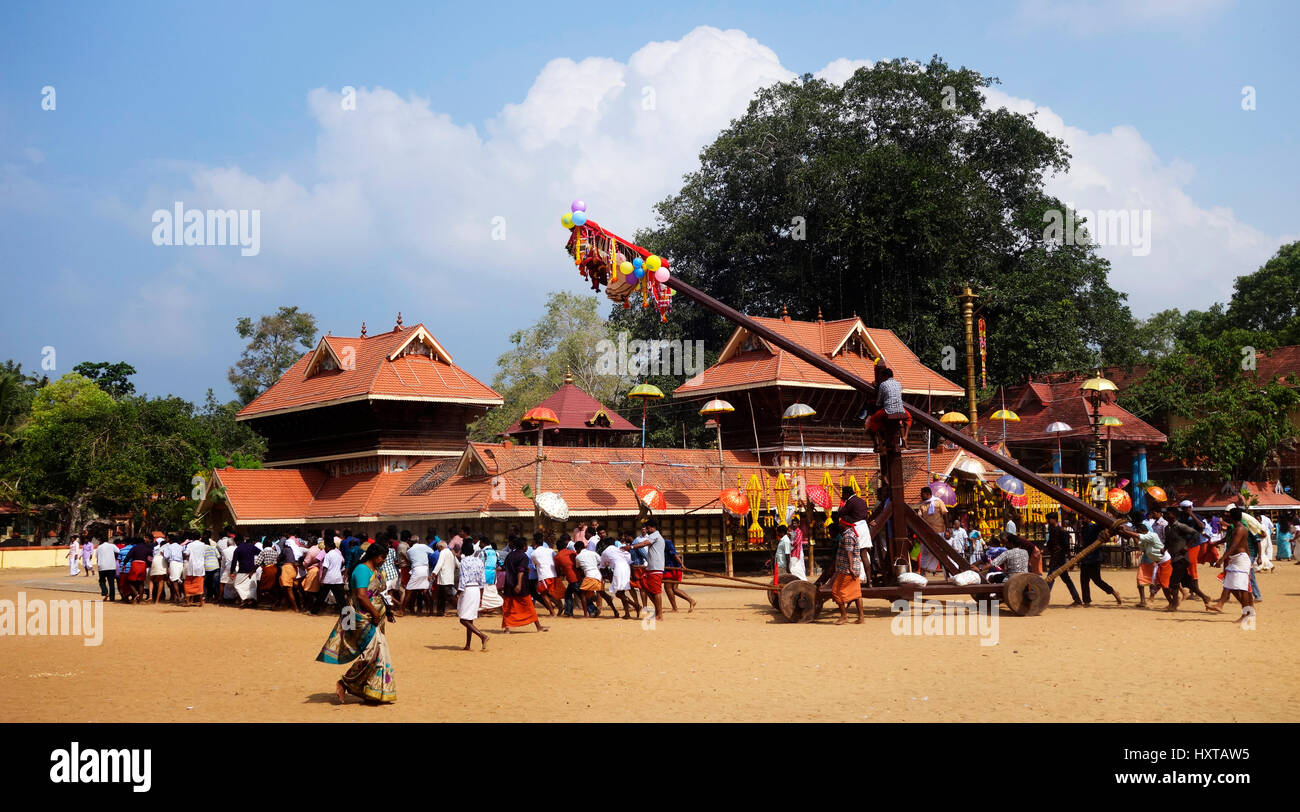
[203,311,1016,557]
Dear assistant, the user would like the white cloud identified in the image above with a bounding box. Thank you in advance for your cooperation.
[983,86,1292,313]
[814,58,874,84]
[131,23,1285,380]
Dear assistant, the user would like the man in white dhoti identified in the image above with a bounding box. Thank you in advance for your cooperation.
[599,536,640,618]
[1211,507,1256,627]
[456,546,488,651]
[402,535,433,616]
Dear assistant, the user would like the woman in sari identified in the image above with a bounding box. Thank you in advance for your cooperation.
[317,543,396,705]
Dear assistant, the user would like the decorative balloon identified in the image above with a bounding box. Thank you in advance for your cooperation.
[619,261,633,276]
[633,267,645,279]
[570,200,586,213]
[561,212,574,229]
[653,268,669,283]
[632,257,643,269]
[571,211,588,226]
[645,255,662,272]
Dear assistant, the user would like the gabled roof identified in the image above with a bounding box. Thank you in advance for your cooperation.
[208,442,971,524]
[674,314,963,400]
[237,323,503,420]
[502,379,638,437]
[983,381,1166,445]
[1176,480,1300,511]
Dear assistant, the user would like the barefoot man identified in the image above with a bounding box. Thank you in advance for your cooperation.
[816,512,863,625]
[455,543,489,651]
[1211,506,1256,626]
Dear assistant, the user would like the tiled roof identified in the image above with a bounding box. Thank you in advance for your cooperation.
[208,468,327,523]
[674,315,963,400]
[209,443,977,523]
[502,382,638,437]
[1175,481,1300,511]
[985,381,1167,445]
[237,324,502,419]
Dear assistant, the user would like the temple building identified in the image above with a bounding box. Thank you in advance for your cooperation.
[235,315,501,474]
[201,312,1008,555]
[501,371,639,447]
[673,309,964,467]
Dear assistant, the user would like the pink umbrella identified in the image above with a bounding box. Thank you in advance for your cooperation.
[928,481,957,507]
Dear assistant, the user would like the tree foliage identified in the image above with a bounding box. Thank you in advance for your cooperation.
[228,306,318,405]
[1119,241,1300,480]
[619,57,1134,400]
[73,361,138,399]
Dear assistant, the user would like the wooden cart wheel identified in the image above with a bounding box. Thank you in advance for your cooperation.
[779,579,819,623]
[1002,572,1051,616]
[767,572,797,609]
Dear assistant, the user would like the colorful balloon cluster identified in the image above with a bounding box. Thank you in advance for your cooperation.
[561,199,670,283]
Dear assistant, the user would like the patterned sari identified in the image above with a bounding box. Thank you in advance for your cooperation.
[316,564,396,703]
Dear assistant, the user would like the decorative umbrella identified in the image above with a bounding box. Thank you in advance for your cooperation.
[939,411,969,425]
[635,484,667,512]
[954,457,987,476]
[534,491,569,521]
[720,488,750,516]
[989,386,1019,443]
[928,480,958,507]
[1098,415,1123,427]
[522,406,559,519]
[1107,487,1133,514]
[699,399,734,416]
[1146,485,1168,503]
[1045,420,1072,475]
[805,484,831,510]
[699,398,734,488]
[782,402,816,468]
[628,383,664,482]
[996,474,1025,496]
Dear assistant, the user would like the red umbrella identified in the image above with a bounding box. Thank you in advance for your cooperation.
[720,489,750,517]
[805,484,831,510]
[1107,488,1132,514]
[636,485,667,512]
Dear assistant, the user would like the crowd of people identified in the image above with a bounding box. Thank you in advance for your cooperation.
[63,519,698,705]
[767,487,1292,629]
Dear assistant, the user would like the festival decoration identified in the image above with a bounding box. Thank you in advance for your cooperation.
[820,471,835,527]
[562,208,673,320]
[635,484,667,512]
[805,484,831,510]
[929,480,958,507]
[746,474,764,545]
[939,411,969,425]
[1146,484,1168,503]
[534,491,569,521]
[996,474,1025,496]
[1107,487,1133,514]
[774,474,791,525]
[720,488,750,516]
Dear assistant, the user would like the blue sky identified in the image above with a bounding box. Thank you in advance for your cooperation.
[1,0,1296,401]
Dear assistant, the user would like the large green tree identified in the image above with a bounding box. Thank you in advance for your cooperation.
[1225,241,1300,342]
[73,361,138,399]
[228,306,318,404]
[612,57,1133,441]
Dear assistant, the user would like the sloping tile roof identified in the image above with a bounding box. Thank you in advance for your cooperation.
[502,382,638,437]
[211,443,973,523]
[674,315,963,400]
[985,381,1167,445]
[210,468,327,522]
[237,324,502,419]
[1175,481,1300,511]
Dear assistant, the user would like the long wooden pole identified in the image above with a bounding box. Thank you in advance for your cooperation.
[663,276,1119,532]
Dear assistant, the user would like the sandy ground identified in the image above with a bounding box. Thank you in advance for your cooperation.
[1,563,1296,722]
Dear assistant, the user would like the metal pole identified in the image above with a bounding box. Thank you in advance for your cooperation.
[663,275,1119,530]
